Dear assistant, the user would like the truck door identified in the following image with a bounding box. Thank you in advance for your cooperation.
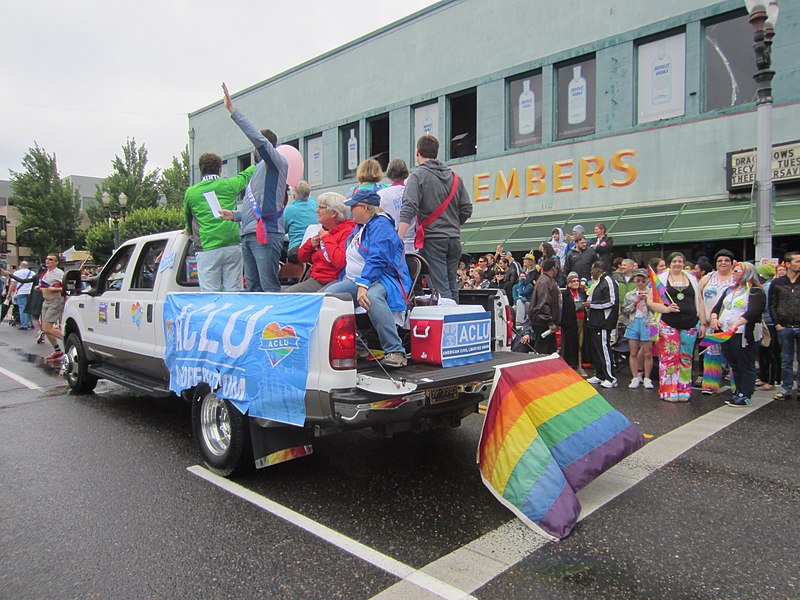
[116,237,169,378]
[82,243,135,366]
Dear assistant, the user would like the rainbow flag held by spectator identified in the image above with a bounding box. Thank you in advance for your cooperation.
[699,329,737,346]
[478,355,645,539]
[648,266,671,305]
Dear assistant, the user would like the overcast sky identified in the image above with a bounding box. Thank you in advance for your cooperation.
[0,0,440,181]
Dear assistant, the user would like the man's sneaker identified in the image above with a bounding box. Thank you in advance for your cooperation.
[586,376,601,384]
[36,331,45,344]
[600,379,618,389]
[576,367,588,377]
[357,348,372,359]
[46,351,64,361]
[773,389,792,400]
[380,352,407,369]
[643,378,654,389]
[628,378,641,389]
[726,394,752,407]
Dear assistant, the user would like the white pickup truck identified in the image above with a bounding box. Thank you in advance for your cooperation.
[61,230,525,476]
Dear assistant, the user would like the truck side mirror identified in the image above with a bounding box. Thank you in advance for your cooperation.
[62,269,83,297]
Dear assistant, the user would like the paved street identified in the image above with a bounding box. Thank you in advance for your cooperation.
[0,324,797,599]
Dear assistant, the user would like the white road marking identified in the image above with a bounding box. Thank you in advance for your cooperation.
[372,394,774,598]
[187,465,475,600]
[0,365,43,390]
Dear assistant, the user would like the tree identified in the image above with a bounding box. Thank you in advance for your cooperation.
[158,147,190,208]
[88,138,160,224]
[9,143,81,258]
[85,206,183,265]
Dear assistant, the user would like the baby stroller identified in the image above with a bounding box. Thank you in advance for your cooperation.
[610,322,630,374]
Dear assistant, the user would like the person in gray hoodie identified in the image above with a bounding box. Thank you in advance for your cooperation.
[219,82,288,292]
[398,135,472,301]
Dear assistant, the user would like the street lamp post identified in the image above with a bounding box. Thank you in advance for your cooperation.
[745,0,780,261]
[101,191,129,249]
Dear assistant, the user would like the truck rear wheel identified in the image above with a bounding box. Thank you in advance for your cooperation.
[191,388,253,477]
[63,333,98,393]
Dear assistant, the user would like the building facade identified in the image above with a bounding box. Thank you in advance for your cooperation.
[188,0,800,260]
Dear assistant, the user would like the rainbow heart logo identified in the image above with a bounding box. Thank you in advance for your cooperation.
[258,322,300,367]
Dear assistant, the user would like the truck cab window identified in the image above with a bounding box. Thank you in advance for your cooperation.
[101,245,135,292]
[131,240,168,291]
[177,239,199,287]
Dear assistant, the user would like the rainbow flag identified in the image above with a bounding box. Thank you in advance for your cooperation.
[478,355,645,539]
[648,266,670,305]
[699,329,736,346]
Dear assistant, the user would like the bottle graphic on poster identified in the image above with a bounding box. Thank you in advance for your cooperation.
[567,65,587,125]
[312,145,321,180]
[422,115,433,134]
[347,129,358,171]
[518,79,536,135]
[651,41,672,105]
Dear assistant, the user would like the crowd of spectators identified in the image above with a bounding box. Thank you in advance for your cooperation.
[458,223,798,407]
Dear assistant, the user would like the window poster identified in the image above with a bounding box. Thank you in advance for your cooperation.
[339,123,359,180]
[508,72,543,148]
[557,57,596,140]
[638,33,686,123]
[306,135,323,186]
[413,102,439,143]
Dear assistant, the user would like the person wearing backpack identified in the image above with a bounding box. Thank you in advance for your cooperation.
[398,134,472,302]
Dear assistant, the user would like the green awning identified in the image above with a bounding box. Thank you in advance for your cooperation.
[460,197,799,254]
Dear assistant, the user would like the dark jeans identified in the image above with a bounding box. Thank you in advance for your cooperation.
[777,326,800,393]
[419,237,462,302]
[758,325,780,385]
[721,333,760,399]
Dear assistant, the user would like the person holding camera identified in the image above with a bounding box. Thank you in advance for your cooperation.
[621,269,657,389]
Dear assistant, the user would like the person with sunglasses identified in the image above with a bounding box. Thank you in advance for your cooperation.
[709,262,766,406]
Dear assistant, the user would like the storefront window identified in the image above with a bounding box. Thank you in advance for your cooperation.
[448,89,477,159]
[306,135,323,187]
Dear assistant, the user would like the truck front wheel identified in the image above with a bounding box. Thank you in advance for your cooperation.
[191,388,252,477]
[63,333,98,393]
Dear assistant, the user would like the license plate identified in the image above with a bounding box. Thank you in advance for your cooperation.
[427,385,460,404]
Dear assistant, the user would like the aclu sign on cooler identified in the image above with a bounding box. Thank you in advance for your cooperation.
[410,306,492,367]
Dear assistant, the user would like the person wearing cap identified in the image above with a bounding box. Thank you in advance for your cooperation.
[565,224,584,254]
[325,189,412,369]
[698,249,737,395]
[620,269,657,389]
[561,271,587,372]
[756,262,779,391]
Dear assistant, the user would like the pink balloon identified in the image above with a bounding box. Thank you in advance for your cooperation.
[277,145,304,187]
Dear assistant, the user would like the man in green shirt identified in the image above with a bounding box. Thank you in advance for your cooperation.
[183,153,255,291]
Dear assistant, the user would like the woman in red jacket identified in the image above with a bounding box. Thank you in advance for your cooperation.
[285,192,355,292]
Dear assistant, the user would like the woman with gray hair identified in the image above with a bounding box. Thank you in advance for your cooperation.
[285,192,354,292]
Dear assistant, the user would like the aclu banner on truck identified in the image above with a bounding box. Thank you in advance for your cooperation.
[163,293,324,427]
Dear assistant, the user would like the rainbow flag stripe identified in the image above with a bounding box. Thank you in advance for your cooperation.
[478,355,645,539]
[699,329,736,346]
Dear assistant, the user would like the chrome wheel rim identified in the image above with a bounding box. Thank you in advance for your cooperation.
[200,393,231,456]
[64,345,80,383]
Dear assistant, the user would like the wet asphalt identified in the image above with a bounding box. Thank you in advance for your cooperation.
[0,324,797,599]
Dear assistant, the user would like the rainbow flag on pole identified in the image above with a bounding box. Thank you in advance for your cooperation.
[699,328,737,346]
[648,266,671,305]
[478,355,645,540]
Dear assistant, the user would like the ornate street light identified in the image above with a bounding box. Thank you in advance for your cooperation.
[102,191,128,249]
[744,1,780,261]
